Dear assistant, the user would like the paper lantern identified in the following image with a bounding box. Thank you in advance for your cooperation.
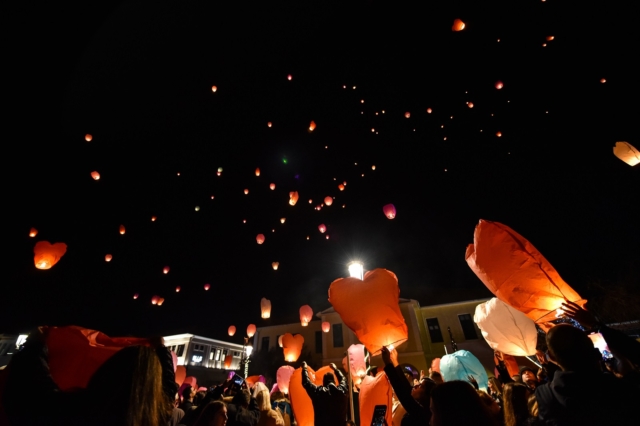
[495,81,504,90]
[440,350,488,391]
[452,18,465,31]
[29,227,37,237]
[224,354,233,369]
[272,262,279,270]
[382,204,396,219]
[282,333,304,362]
[119,225,125,235]
[427,108,433,113]
[256,234,265,244]
[255,167,260,176]
[431,358,441,373]
[299,305,313,326]
[151,216,157,222]
[600,78,606,83]
[338,184,345,191]
[289,366,337,426]
[157,298,165,306]
[404,112,410,118]
[247,324,256,338]
[211,86,217,92]
[228,325,236,336]
[91,171,100,180]
[270,183,276,190]
[261,297,272,318]
[287,74,292,80]
[289,191,299,206]
[496,131,502,137]
[163,266,170,274]
[613,141,640,166]
[309,121,316,131]
[322,321,330,333]
[105,254,112,262]
[347,344,367,378]
[324,196,333,206]
[33,241,67,270]
[278,335,284,348]
[85,134,93,142]
[280,218,286,224]
[175,366,186,386]
[318,224,326,234]
[175,286,181,292]
[151,296,160,305]
[244,189,249,195]
[546,35,555,41]
[204,283,210,291]
[328,268,408,354]
[465,219,587,328]
[268,122,272,127]
[133,293,139,299]
[474,297,537,356]
[468,102,474,108]
[276,366,295,394]
[359,372,393,426]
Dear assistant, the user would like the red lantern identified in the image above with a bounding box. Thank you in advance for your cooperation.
[85,134,93,142]
[289,191,299,206]
[247,324,256,338]
[382,204,396,219]
[338,184,345,191]
[309,121,316,131]
[427,108,433,114]
[175,286,181,292]
[228,326,236,336]
[163,266,170,274]
[224,354,233,369]
[119,225,125,235]
[244,189,249,195]
[287,74,292,81]
[157,298,165,306]
[255,167,260,176]
[404,112,410,118]
[151,296,159,305]
[105,254,112,262]
[452,18,466,31]
[318,224,326,233]
[324,196,333,206]
[91,171,100,180]
[204,283,210,291]
[468,102,474,108]
[495,81,504,90]
[133,293,139,300]
[359,372,393,426]
[268,122,272,127]
[151,216,157,222]
[33,241,67,270]
[256,234,265,244]
[299,305,313,326]
[29,227,38,237]
[270,183,276,190]
[322,321,330,333]
[282,333,304,362]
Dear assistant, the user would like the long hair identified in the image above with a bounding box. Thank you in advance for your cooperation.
[488,377,503,396]
[503,382,530,426]
[193,401,226,426]
[255,389,272,411]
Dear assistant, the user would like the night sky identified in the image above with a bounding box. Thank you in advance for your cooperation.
[4,1,639,342]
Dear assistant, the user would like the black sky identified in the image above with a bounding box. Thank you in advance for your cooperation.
[4,0,639,342]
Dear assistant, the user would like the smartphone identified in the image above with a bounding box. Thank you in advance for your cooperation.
[370,405,387,426]
[232,373,244,385]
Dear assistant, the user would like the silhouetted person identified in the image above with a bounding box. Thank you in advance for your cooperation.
[301,361,348,425]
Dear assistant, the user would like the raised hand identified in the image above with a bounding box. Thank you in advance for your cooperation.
[560,300,597,329]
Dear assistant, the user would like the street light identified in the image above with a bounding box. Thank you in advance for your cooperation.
[348,261,364,280]
[241,337,253,378]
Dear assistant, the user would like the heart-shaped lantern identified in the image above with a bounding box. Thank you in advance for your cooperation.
[33,241,67,270]
[289,365,338,426]
[359,371,393,426]
[282,333,304,362]
[328,268,408,354]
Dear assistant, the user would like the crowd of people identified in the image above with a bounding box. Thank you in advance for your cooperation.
[1,301,638,425]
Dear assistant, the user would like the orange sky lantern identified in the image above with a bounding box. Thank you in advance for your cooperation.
[496,131,502,137]
[29,227,38,237]
[468,102,474,108]
[338,184,345,191]
[600,78,606,83]
[427,108,433,113]
[289,365,337,425]
[299,305,313,326]
[546,36,555,41]
[289,191,299,206]
[261,297,272,318]
[278,335,284,347]
[272,262,279,270]
[613,141,640,166]
[157,298,165,306]
[85,134,93,142]
[282,333,304,361]
[322,321,330,333]
[465,219,587,329]
[224,354,233,369]
[309,120,316,131]
[34,241,67,270]
[163,266,170,274]
[91,171,100,180]
[175,286,181,292]
[211,86,217,92]
[119,225,125,235]
[270,183,276,190]
[495,81,504,89]
[280,218,286,224]
[151,216,157,222]
[151,296,159,305]
[329,268,408,354]
[133,293,139,299]
[452,18,466,31]
[228,326,236,336]
[247,324,256,338]
[405,112,410,118]
[204,283,210,291]
[382,204,396,219]
[256,234,265,244]
[268,122,272,127]
[324,196,333,206]
[105,254,112,262]
[244,189,249,194]
[255,167,260,176]
[318,224,326,233]
[359,371,393,426]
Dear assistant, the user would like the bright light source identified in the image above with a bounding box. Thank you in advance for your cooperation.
[245,344,253,357]
[348,262,364,280]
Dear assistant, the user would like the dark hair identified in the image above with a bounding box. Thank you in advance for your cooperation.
[231,389,251,406]
[547,324,598,371]
[271,390,285,401]
[182,385,194,399]
[488,377,503,395]
[323,372,335,386]
[192,401,226,426]
[430,381,495,426]
[503,382,530,426]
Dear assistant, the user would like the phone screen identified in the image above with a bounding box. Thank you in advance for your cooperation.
[371,404,387,426]
[232,374,244,385]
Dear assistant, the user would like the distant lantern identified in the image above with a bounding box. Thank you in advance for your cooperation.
[151,296,159,305]
[204,283,211,291]
[163,266,170,274]
[195,206,200,211]
[267,122,273,128]
[176,286,181,292]
[468,102,474,108]
[280,218,286,224]
[324,196,333,206]
[372,165,376,170]
[105,254,112,262]
[309,121,316,131]
[299,305,313,326]
[287,74,292,80]
[282,333,304,362]
[133,293,139,299]
[404,112,410,118]
[157,298,165,306]
[322,321,331,333]
[613,141,640,166]
[289,191,299,206]
[452,18,466,31]
[224,354,233,369]
[244,189,249,195]
[308,199,313,204]
[338,184,345,191]
[427,108,433,113]
[91,171,100,180]
[211,86,217,92]
[33,241,67,270]
[151,216,157,222]
[261,298,272,318]
[85,134,93,142]
[270,183,276,190]
[318,224,327,233]
[247,324,257,338]
[255,167,260,176]
[383,204,396,219]
[495,81,504,90]
[228,326,236,336]
[119,225,125,235]
[29,227,38,237]
[272,262,279,270]
[218,167,223,173]
[546,35,555,41]
[600,78,606,83]
[256,234,265,244]
[496,131,502,137]
[278,335,284,347]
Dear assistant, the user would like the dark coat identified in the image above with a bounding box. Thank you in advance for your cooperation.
[301,366,348,425]
[384,364,431,426]
[226,399,260,426]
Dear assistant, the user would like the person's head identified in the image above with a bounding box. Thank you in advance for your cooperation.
[255,389,272,411]
[429,371,443,384]
[488,377,502,395]
[183,385,195,400]
[194,390,207,405]
[519,366,538,387]
[271,390,285,401]
[192,401,227,426]
[430,381,494,426]
[502,382,530,426]
[547,324,601,372]
[231,389,251,408]
[411,377,436,410]
[477,390,501,417]
[323,372,335,387]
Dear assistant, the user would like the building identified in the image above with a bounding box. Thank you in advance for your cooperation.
[163,333,245,370]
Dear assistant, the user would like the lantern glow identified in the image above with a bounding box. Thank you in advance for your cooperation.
[228,326,236,336]
[318,224,326,233]
[282,333,304,362]
[299,305,313,326]
[452,18,465,31]
[204,283,210,291]
[613,141,640,166]
[247,324,256,338]
[324,196,333,206]
[256,234,265,244]
[91,171,100,180]
[382,204,396,219]
[29,227,38,237]
[33,241,67,270]
[105,254,112,262]
[322,321,330,333]
[119,225,125,235]
[289,191,299,206]
[261,297,272,318]
[272,262,279,270]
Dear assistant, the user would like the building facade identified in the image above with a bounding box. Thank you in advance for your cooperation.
[163,333,245,370]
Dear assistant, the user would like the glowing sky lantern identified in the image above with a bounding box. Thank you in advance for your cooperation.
[299,305,313,326]
[468,102,474,108]
[151,216,157,222]
[224,354,233,369]
[228,326,236,336]
[287,74,292,80]
[382,204,396,219]
[211,85,217,92]
[176,286,181,292]
[324,196,333,206]
[85,134,93,142]
[404,112,410,118]
[29,227,38,237]
[289,191,299,206]
[496,131,502,137]
[329,268,408,354]
[270,183,276,190]
[157,298,165,306]
[427,108,433,113]
[276,366,295,394]
[452,18,465,31]
[474,298,538,356]
[318,224,327,233]
[34,241,67,270]
[261,297,272,318]
[119,225,125,235]
[151,296,159,305]
[322,321,330,333]
[600,78,606,83]
[105,254,112,262]
[133,293,139,300]
[282,333,304,361]
[255,167,260,176]
[267,122,272,128]
[359,370,393,426]
[272,262,279,270]
[465,219,587,329]
[347,344,367,378]
[613,141,640,166]
[495,81,504,89]
[247,324,257,338]
[256,234,265,244]
[163,266,170,274]
[204,283,210,291]
[278,335,284,347]
[546,35,555,41]
[244,189,249,195]
[338,184,345,191]
[309,120,316,131]
[280,218,286,224]
[91,171,100,180]
[218,167,223,173]
[440,350,488,391]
